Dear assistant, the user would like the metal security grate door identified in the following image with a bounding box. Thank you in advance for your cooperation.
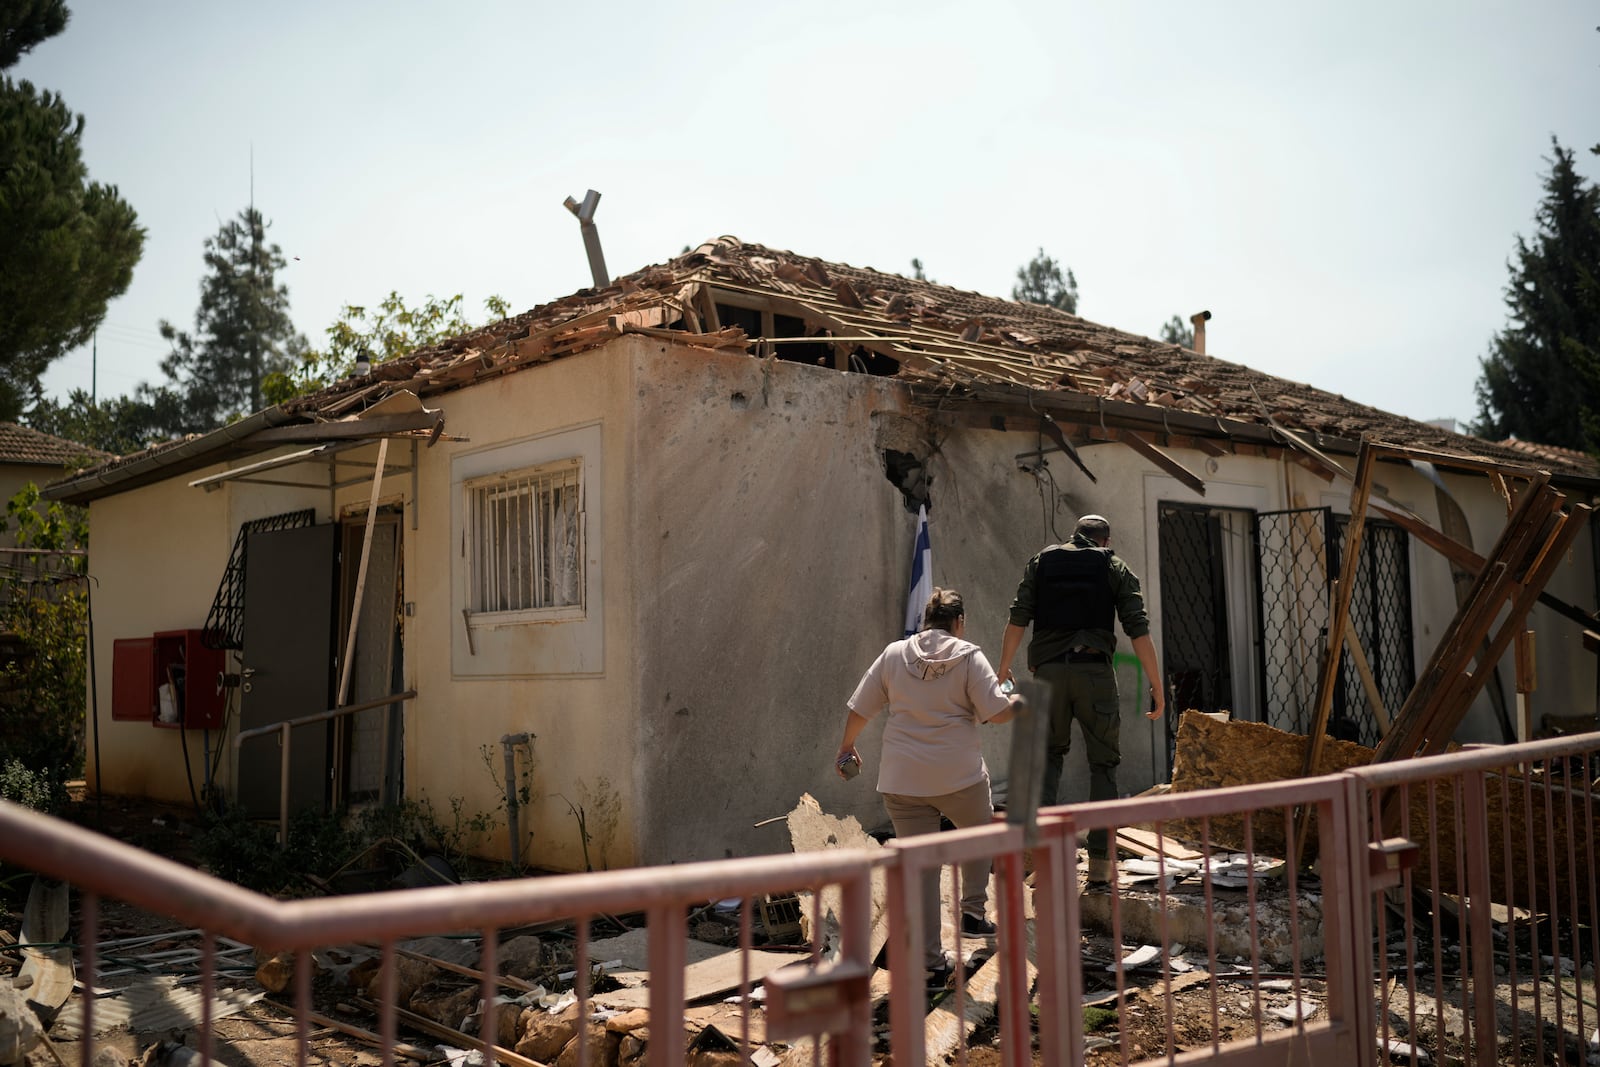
[1253,508,1336,736]
[1334,515,1415,746]
[1253,508,1415,745]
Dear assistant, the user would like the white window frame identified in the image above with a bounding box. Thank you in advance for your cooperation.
[450,422,603,678]
[464,457,586,623]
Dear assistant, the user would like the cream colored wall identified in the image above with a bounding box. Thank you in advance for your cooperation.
[344,345,638,873]
[86,474,234,802]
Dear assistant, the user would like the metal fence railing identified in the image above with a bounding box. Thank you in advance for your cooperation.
[2,730,1596,1066]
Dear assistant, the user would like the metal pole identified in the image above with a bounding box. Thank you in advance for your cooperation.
[278,721,291,846]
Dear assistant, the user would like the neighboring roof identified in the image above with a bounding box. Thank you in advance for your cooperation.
[44,236,1600,503]
[0,422,108,467]
[1496,437,1595,468]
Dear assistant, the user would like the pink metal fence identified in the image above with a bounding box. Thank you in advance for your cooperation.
[3,730,1597,1066]
[1348,733,1600,1067]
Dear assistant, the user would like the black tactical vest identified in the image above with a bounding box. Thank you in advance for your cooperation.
[1034,544,1115,633]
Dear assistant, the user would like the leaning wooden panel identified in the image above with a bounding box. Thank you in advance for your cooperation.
[1167,712,1596,922]
[1167,712,1377,856]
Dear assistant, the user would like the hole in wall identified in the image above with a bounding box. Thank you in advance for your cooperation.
[882,449,931,514]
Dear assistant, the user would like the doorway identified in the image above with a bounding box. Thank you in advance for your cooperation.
[335,508,405,808]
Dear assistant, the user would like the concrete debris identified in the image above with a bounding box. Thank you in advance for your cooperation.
[0,981,41,1066]
[1112,945,1162,971]
[1382,1038,1431,1063]
[1267,997,1320,1023]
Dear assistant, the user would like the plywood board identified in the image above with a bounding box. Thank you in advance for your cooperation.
[591,949,801,1009]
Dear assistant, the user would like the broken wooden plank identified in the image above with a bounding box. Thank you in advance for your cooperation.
[1341,625,1390,732]
[1302,439,1378,792]
[265,1001,438,1063]
[354,998,547,1067]
[924,907,1037,1063]
[1373,488,1579,762]
[1115,826,1204,863]
[1116,429,1206,496]
[590,950,800,1010]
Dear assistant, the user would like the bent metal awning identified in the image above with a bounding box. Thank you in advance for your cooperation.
[42,391,458,504]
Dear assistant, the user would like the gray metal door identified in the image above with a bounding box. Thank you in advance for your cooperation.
[238,523,338,816]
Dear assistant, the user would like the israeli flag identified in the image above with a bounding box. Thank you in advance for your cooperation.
[903,504,932,637]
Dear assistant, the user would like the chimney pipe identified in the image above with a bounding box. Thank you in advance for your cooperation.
[1189,309,1212,355]
[563,189,610,289]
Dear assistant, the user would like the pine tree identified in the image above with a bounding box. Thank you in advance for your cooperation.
[1474,140,1600,450]
[1012,248,1079,314]
[1,0,69,68]
[1159,315,1195,348]
[158,208,306,432]
[1,1,144,421]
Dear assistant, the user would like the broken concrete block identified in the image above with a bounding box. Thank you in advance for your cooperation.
[617,1031,647,1067]
[498,935,543,982]
[555,1021,620,1067]
[364,956,436,1007]
[253,953,295,994]
[0,982,42,1066]
[89,1045,130,1067]
[604,1008,650,1033]
[517,1002,580,1062]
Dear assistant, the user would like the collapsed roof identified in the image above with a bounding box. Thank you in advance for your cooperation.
[44,236,1600,504]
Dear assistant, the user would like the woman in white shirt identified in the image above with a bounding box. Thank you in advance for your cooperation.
[835,587,1019,979]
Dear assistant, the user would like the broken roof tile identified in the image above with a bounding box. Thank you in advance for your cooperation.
[56,236,1600,493]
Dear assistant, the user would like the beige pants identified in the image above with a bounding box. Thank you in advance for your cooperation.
[881,776,995,967]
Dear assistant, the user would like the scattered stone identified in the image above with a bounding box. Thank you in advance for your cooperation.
[0,982,41,1065]
[1112,945,1162,971]
[604,1009,650,1033]
[517,1002,580,1062]
[555,1021,619,1067]
[254,953,295,994]
[498,936,543,982]
[89,1045,130,1067]
[617,1032,647,1067]
[409,982,477,1030]
[1382,1038,1430,1063]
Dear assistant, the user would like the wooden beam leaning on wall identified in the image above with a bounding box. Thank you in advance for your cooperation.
[1374,491,1591,762]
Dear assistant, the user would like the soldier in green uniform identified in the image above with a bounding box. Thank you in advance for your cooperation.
[997,514,1164,884]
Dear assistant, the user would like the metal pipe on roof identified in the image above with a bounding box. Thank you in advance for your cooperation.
[1189,309,1212,355]
[563,189,610,289]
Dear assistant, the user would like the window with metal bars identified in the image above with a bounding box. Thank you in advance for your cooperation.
[465,457,583,617]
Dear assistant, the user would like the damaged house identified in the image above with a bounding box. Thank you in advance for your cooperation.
[45,237,1600,872]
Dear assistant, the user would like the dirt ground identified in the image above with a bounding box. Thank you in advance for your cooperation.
[6,793,1596,1067]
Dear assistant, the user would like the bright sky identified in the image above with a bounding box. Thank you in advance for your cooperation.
[15,1,1600,430]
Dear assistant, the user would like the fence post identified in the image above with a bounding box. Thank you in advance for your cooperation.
[1329,776,1375,1058]
[1462,768,1498,1066]
[885,844,925,1067]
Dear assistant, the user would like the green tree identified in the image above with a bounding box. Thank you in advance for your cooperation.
[158,207,306,431]
[263,290,509,404]
[0,3,144,422]
[0,481,87,814]
[1473,140,1600,450]
[1012,248,1078,314]
[26,386,184,455]
[1159,315,1194,348]
[1,0,68,68]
